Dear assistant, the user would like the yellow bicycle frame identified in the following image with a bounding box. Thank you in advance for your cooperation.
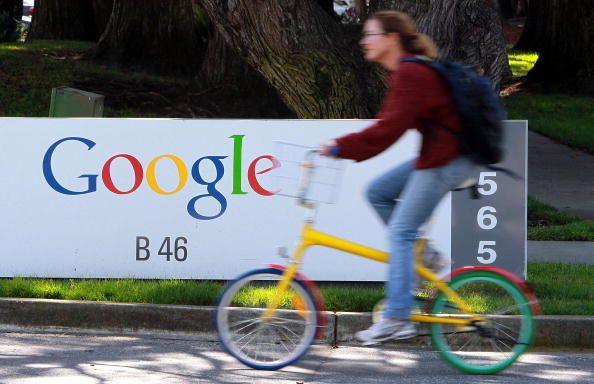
[264,222,484,325]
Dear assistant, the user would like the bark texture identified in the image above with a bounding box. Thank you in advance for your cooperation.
[371,0,512,87]
[95,0,201,75]
[199,0,384,119]
[0,0,21,42]
[89,0,113,36]
[27,0,99,41]
[528,0,594,94]
[514,0,546,50]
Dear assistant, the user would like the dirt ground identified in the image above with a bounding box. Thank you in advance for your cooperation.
[74,76,296,119]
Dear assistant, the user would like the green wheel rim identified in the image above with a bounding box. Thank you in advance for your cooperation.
[430,271,535,374]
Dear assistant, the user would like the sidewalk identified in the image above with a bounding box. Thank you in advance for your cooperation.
[529,241,594,264]
[528,131,594,221]
[527,130,594,265]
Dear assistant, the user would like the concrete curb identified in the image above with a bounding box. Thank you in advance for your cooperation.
[1,298,592,349]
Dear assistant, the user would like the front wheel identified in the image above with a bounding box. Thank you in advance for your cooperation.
[216,268,318,370]
[430,270,535,374]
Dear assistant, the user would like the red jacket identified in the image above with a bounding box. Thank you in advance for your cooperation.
[335,56,463,169]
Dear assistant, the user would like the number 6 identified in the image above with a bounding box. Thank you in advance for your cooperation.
[477,206,498,230]
[477,241,497,264]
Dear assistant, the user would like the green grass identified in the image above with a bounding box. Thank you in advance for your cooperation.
[0,40,187,117]
[528,197,594,241]
[0,278,222,305]
[508,50,539,78]
[527,263,594,315]
[2,262,593,315]
[506,93,594,154]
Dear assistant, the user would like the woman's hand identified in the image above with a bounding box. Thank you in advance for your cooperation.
[319,140,338,157]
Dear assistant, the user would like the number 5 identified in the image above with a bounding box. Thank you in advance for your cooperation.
[477,241,497,264]
[478,172,497,196]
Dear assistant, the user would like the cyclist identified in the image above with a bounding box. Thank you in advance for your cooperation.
[320,10,477,345]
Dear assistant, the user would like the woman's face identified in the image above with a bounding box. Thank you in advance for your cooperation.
[360,19,396,63]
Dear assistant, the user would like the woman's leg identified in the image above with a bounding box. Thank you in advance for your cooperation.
[366,159,416,224]
[383,157,476,320]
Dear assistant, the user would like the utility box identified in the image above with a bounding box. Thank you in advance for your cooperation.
[49,87,104,117]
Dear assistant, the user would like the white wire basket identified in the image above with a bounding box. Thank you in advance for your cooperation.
[272,141,345,204]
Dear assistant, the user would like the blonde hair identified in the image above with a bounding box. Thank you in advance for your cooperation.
[370,10,439,59]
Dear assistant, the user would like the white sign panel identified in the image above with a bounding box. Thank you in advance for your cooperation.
[0,118,458,281]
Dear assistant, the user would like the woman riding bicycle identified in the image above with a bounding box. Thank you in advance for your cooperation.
[321,10,477,345]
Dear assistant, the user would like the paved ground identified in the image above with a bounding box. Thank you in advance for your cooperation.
[528,131,594,221]
[528,241,594,264]
[1,332,593,384]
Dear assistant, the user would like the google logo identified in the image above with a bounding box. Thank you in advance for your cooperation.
[42,135,280,220]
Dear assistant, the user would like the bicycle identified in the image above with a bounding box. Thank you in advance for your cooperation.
[216,145,540,374]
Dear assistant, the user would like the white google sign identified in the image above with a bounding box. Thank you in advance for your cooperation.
[0,118,525,280]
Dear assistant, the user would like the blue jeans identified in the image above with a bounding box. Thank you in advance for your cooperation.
[366,157,476,319]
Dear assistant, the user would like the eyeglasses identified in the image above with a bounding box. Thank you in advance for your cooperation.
[361,32,387,39]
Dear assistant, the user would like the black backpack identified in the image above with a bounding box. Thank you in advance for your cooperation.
[401,56,507,165]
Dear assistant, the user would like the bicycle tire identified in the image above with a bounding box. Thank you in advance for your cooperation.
[216,267,318,370]
[430,270,535,374]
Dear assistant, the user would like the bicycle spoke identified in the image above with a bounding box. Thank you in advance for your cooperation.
[233,329,259,346]
[457,332,478,352]
[491,323,520,344]
[230,318,262,334]
[270,322,304,340]
[238,328,264,355]
[493,302,527,315]
[490,337,503,353]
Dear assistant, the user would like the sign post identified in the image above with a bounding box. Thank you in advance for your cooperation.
[451,120,527,278]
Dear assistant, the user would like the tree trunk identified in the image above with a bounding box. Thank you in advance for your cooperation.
[95,0,201,76]
[27,0,99,41]
[514,0,546,51]
[528,0,594,94]
[315,0,334,17]
[370,0,424,16]
[355,0,369,21]
[198,25,250,89]
[199,0,384,119]
[497,0,516,19]
[370,0,511,87]
[89,0,113,36]
[0,0,21,42]
[516,0,527,17]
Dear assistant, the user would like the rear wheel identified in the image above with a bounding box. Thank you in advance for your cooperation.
[430,270,535,374]
[216,268,318,370]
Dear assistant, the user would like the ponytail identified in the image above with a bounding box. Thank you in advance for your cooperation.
[400,32,439,59]
[371,11,439,59]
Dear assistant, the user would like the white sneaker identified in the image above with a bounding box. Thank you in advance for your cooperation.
[355,318,417,346]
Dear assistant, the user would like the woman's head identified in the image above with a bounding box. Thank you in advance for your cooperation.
[360,11,438,68]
